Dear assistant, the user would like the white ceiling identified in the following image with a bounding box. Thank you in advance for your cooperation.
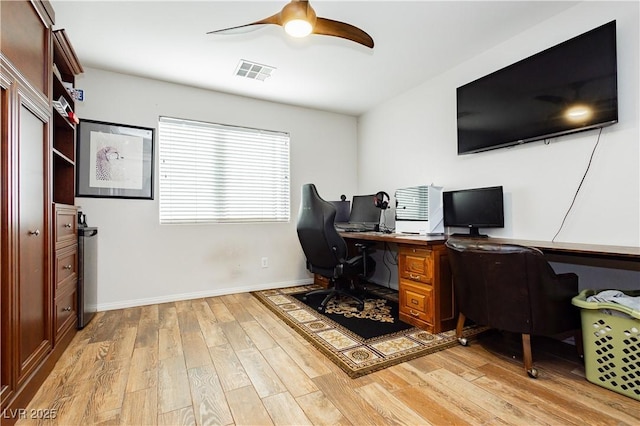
[50,1,579,116]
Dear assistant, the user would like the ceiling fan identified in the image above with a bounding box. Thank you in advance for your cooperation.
[207,0,374,49]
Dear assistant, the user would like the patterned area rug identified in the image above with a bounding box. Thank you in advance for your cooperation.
[252,284,487,378]
[291,286,414,339]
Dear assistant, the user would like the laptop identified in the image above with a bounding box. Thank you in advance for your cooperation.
[335,194,381,232]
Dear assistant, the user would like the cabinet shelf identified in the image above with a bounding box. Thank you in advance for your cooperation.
[53,154,76,206]
[53,105,75,130]
[52,113,75,162]
[52,72,74,105]
[53,148,74,166]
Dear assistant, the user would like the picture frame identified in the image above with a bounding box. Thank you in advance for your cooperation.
[76,119,154,199]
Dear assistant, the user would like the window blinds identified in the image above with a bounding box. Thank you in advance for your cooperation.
[158,116,290,224]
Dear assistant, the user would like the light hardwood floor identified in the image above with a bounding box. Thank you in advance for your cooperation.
[18,291,640,425]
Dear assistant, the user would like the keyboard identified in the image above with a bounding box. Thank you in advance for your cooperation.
[335,223,377,232]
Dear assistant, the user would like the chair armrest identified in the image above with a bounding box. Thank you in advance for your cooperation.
[550,272,579,300]
[533,270,580,334]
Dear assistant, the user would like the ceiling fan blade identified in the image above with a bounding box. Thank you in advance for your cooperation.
[207,13,282,35]
[313,17,374,48]
[207,24,268,35]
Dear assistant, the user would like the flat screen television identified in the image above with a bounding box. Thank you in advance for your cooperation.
[443,186,504,237]
[456,20,618,155]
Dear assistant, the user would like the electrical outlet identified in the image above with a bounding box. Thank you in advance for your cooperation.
[261,257,268,268]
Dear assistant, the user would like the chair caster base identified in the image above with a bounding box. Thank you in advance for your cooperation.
[527,368,538,378]
[458,337,468,346]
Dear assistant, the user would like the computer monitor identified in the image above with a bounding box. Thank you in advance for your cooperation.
[328,200,351,223]
[349,194,381,224]
[442,186,504,237]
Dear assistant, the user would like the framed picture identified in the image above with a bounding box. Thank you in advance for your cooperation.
[76,119,154,199]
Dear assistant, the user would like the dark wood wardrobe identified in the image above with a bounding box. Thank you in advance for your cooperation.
[1,1,82,423]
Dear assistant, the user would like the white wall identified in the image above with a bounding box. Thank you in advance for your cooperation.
[358,2,639,289]
[75,68,358,310]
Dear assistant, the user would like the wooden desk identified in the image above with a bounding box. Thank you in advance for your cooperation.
[340,231,446,246]
[340,231,640,333]
[340,231,455,333]
[489,238,640,271]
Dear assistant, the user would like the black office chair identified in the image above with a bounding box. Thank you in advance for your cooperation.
[296,183,376,312]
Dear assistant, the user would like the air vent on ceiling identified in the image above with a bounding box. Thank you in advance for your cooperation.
[235,60,275,81]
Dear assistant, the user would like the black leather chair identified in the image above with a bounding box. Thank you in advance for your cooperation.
[445,237,581,378]
[296,184,376,312]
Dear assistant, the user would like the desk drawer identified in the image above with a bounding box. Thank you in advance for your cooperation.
[399,279,433,323]
[399,247,433,283]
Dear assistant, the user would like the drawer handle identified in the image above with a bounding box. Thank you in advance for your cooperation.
[411,299,419,305]
[409,310,420,317]
[62,306,72,312]
[28,229,40,236]
[63,264,72,270]
[64,223,72,228]
[409,273,420,280]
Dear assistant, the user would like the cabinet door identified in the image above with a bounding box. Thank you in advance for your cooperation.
[16,103,51,385]
[0,0,50,98]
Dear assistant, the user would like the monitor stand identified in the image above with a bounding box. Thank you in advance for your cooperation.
[451,226,488,238]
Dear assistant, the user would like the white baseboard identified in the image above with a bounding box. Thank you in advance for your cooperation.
[96,278,314,311]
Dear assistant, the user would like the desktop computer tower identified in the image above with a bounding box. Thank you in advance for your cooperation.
[394,185,444,234]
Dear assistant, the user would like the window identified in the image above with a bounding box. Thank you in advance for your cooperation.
[158,116,290,224]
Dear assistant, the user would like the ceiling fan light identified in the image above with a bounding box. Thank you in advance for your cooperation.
[284,19,313,37]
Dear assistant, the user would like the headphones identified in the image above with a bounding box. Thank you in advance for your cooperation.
[374,191,390,209]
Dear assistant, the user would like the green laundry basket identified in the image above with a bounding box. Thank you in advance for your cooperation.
[572,289,640,401]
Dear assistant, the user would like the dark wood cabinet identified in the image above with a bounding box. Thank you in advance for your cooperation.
[1,1,82,422]
[1,1,54,412]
